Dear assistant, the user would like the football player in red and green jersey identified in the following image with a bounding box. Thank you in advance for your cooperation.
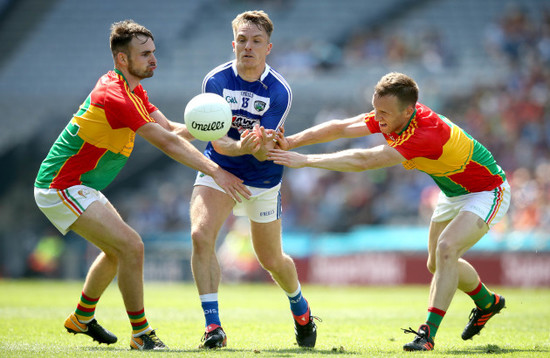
[34,20,250,351]
[269,72,510,351]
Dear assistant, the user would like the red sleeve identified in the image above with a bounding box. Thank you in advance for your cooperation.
[133,85,158,114]
[390,121,447,161]
[104,82,156,132]
[391,129,439,160]
[364,111,380,134]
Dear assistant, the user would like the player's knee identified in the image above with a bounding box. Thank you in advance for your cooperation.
[121,233,144,259]
[127,237,144,256]
[257,253,288,273]
[436,239,459,261]
[191,228,216,253]
[257,256,277,272]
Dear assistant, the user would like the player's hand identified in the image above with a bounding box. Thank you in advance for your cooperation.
[211,168,251,202]
[251,124,276,161]
[267,149,308,168]
[239,129,260,154]
[272,126,290,150]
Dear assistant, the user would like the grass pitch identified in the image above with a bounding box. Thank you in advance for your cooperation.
[0,280,549,357]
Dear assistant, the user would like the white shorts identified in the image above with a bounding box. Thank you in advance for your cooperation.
[194,173,281,223]
[34,185,108,235]
[431,181,511,228]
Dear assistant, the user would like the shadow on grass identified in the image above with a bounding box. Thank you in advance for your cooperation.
[81,346,361,355]
[231,347,361,355]
[443,344,550,355]
[79,344,550,356]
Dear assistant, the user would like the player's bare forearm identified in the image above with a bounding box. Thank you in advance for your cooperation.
[211,130,259,157]
[139,123,216,172]
[275,114,371,150]
[268,148,369,171]
[268,145,405,172]
[173,122,196,141]
[138,123,250,201]
[150,110,195,141]
[211,136,246,156]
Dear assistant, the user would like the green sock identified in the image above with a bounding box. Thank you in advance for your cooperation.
[466,281,495,309]
[426,307,445,339]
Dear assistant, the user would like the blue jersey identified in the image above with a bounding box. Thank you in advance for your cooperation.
[201,60,291,188]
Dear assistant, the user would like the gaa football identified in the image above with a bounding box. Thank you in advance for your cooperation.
[184,93,232,141]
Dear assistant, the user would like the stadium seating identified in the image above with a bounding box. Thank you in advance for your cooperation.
[0,0,548,279]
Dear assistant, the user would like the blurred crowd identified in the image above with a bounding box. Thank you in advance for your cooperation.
[114,5,549,239]
[5,4,547,279]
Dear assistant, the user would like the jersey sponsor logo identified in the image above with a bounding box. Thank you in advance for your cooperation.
[233,115,260,132]
[191,121,226,132]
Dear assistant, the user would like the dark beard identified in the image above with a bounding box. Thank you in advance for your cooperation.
[127,60,154,79]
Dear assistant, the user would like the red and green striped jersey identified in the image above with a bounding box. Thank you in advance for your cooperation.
[35,69,157,190]
[364,103,506,197]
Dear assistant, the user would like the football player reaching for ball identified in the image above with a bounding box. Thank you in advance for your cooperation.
[189,10,319,350]
[34,19,250,351]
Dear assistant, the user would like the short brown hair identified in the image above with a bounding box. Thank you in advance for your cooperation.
[374,72,419,109]
[232,10,274,39]
[109,20,154,58]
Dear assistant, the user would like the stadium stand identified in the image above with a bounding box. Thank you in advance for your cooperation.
[0,0,548,283]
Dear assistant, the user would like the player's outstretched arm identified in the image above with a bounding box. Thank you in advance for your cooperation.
[274,113,371,150]
[137,122,251,201]
[151,110,196,141]
[268,144,405,172]
[210,128,262,157]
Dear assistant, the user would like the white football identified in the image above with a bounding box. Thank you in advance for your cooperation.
[184,93,233,141]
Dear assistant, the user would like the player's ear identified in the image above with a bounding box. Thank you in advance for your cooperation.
[232,41,236,52]
[116,52,127,66]
[405,104,415,117]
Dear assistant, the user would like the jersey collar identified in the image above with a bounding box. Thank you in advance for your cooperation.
[113,68,132,90]
[396,108,417,136]
[231,60,271,81]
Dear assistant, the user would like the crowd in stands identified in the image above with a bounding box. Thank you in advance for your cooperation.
[113,5,549,240]
[5,4,547,279]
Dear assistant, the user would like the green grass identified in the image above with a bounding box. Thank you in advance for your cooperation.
[0,280,549,357]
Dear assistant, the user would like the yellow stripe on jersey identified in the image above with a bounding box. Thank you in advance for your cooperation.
[120,76,155,124]
[404,124,474,176]
[392,116,418,147]
[73,106,135,157]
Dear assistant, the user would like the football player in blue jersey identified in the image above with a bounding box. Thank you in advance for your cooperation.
[189,10,318,349]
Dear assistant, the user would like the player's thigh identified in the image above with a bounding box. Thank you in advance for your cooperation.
[190,185,234,239]
[427,219,450,271]
[70,200,140,256]
[439,211,489,257]
[250,219,283,260]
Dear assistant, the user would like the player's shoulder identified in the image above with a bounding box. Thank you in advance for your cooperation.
[97,70,130,93]
[90,71,122,101]
[415,103,441,121]
[261,64,292,101]
[263,64,290,88]
[204,61,234,82]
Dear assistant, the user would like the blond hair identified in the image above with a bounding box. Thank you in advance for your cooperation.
[232,10,274,39]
